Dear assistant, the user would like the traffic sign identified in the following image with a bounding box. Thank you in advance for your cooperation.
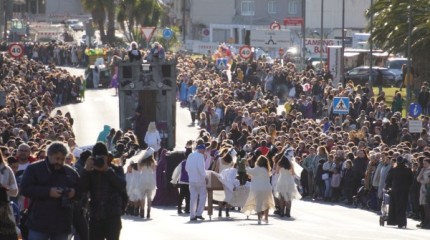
[239,45,252,59]
[283,17,304,25]
[163,28,174,40]
[141,27,156,41]
[8,43,24,59]
[333,97,350,114]
[216,58,228,68]
[201,28,210,37]
[409,120,423,133]
[270,21,281,30]
[409,103,422,118]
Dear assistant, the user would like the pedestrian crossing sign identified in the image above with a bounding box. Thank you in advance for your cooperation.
[216,58,228,68]
[333,97,349,114]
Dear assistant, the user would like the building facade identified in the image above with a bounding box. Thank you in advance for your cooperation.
[166,0,370,54]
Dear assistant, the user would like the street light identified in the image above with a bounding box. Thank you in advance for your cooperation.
[369,0,374,87]
[406,0,412,100]
[320,0,324,70]
[341,0,345,86]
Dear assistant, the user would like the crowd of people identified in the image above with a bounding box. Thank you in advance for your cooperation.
[0,53,86,239]
[176,51,430,228]
[1,41,430,240]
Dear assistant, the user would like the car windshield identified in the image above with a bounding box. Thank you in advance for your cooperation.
[386,60,407,70]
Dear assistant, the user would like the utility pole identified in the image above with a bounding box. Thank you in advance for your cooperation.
[406,0,412,100]
[182,0,186,43]
[3,0,8,40]
[341,0,345,86]
[320,0,324,70]
[302,0,306,71]
[369,0,373,87]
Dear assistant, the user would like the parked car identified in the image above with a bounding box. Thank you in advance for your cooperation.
[65,19,84,31]
[345,66,397,86]
[385,57,408,86]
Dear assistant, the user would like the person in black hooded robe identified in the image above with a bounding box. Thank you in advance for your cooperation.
[385,156,414,228]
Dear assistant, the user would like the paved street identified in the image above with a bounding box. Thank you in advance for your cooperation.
[55,67,426,239]
[55,67,198,149]
[120,201,426,240]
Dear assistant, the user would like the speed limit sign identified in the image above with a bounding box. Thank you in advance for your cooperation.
[8,43,24,59]
[239,45,252,59]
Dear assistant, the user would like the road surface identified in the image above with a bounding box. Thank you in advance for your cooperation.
[55,67,198,148]
[56,67,426,239]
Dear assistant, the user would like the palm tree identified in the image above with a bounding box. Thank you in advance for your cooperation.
[81,0,116,44]
[117,0,163,44]
[367,0,430,79]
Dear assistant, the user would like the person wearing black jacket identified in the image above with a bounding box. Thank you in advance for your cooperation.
[20,142,79,240]
[385,156,414,229]
[79,142,126,240]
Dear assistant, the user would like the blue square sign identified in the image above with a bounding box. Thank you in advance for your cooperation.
[333,97,350,114]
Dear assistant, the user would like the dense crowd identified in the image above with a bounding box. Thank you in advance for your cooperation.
[176,52,430,228]
[0,42,429,240]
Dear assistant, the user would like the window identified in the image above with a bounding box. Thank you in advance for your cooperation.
[241,1,255,16]
[268,1,277,14]
[288,0,299,15]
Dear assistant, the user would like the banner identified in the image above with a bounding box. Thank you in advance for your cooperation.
[304,38,340,58]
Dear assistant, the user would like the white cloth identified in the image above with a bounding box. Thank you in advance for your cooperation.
[0,163,18,197]
[185,152,206,185]
[241,166,275,215]
[189,183,207,218]
[144,131,161,151]
[134,166,157,200]
[219,168,240,203]
[171,160,188,184]
[274,168,302,201]
[126,170,141,201]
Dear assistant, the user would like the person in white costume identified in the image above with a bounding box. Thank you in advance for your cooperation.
[274,147,302,218]
[136,148,157,219]
[241,155,275,224]
[124,148,157,218]
[144,122,161,159]
[185,144,207,221]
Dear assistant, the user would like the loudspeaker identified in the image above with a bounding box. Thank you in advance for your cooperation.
[122,66,132,78]
[161,65,172,77]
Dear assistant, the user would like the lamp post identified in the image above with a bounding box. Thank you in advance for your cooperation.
[301,0,306,71]
[320,0,324,70]
[341,0,345,86]
[406,0,412,100]
[368,0,374,87]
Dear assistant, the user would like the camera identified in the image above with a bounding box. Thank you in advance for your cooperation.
[60,188,72,208]
[94,155,105,168]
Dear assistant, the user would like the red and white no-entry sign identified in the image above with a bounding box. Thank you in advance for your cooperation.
[270,21,281,30]
[239,45,252,59]
[8,43,24,59]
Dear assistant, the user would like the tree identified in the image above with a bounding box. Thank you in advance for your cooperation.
[81,0,116,44]
[116,0,164,44]
[367,0,430,80]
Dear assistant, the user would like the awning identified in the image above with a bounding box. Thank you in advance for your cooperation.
[373,52,389,57]
[344,52,359,57]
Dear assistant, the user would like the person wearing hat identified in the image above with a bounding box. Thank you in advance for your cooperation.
[185,144,207,221]
[385,156,414,228]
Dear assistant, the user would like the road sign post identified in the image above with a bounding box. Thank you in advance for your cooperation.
[270,21,281,30]
[141,27,157,48]
[239,45,252,60]
[163,28,174,50]
[333,97,350,115]
[409,103,422,118]
[8,43,24,59]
